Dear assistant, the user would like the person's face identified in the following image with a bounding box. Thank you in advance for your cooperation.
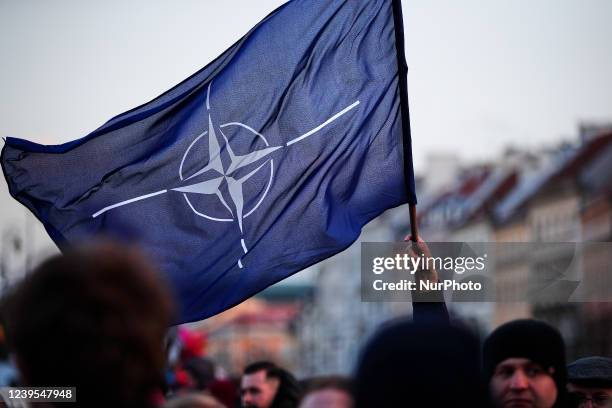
[241,370,279,408]
[568,383,612,408]
[299,388,353,408]
[490,358,558,408]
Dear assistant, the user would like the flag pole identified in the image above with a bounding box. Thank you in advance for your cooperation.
[392,0,419,242]
[409,203,418,242]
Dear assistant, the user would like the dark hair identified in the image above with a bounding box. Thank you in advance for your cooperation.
[184,357,216,390]
[4,243,174,407]
[243,361,302,408]
[244,361,280,377]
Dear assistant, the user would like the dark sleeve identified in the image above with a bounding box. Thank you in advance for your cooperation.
[412,288,449,325]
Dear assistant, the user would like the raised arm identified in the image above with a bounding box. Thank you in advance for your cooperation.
[404,235,449,324]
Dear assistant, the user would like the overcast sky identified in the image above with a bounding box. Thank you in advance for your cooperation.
[1,0,611,252]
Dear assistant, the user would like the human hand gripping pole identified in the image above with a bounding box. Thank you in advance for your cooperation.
[403,235,449,324]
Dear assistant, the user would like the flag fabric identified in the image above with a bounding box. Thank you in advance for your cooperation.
[2,0,417,323]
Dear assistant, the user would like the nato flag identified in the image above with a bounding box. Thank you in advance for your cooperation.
[2,0,417,323]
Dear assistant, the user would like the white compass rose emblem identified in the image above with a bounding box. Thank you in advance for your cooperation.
[92,82,359,268]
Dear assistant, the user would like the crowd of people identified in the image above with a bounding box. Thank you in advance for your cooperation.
[0,242,610,407]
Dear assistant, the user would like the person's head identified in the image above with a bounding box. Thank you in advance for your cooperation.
[299,376,353,408]
[164,393,226,408]
[354,319,486,407]
[4,243,174,407]
[184,356,216,391]
[567,356,612,408]
[241,361,300,408]
[483,319,567,408]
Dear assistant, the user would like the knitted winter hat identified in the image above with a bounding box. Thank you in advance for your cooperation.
[483,319,567,407]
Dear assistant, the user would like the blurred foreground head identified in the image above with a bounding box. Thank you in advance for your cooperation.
[299,376,353,408]
[4,242,174,407]
[354,319,486,407]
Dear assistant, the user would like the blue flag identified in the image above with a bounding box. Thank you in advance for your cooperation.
[2,0,416,323]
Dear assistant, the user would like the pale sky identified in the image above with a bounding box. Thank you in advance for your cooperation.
[1,0,611,253]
